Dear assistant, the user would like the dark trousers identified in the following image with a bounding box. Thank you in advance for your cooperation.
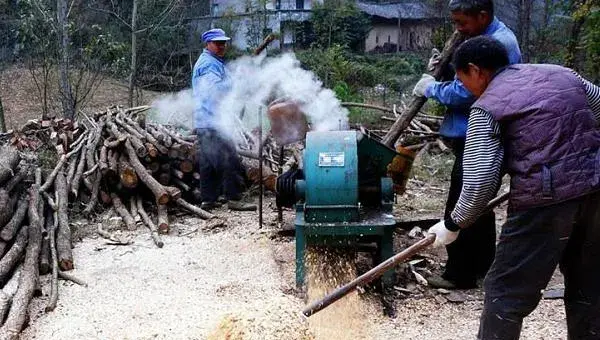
[479,191,600,340]
[443,138,497,287]
[196,128,245,203]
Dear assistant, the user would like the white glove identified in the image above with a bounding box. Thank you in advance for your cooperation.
[427,48,441,72]
[412,74,435,97]
[427,220,459,248]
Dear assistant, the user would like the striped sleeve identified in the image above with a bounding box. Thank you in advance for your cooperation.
[450,108,504,228]
[573,71,600,122]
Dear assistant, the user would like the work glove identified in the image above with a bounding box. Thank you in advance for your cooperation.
[427,48,441,72]
[427,220,459,248]
[412,74,435,97]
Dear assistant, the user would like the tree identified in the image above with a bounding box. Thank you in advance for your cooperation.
[311,0,370,52]
[57,0,75,118]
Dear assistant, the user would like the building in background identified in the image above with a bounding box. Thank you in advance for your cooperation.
[204,0,319,51]
[357,1,444,53]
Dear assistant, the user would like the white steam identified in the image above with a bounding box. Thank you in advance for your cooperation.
[150,53,349,138]
[148,89,195,130]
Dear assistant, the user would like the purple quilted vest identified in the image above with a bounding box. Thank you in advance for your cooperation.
[474,64,600,211]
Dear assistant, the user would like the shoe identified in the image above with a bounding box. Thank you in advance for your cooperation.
[227,199,257,211]
[217,196,228,204]
[426,275,457,289]
[200,201,222,211]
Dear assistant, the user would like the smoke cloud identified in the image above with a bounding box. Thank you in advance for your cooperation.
[150,53,349,139]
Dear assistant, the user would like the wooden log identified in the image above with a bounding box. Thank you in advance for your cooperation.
[83,164,99,178]
[0,182,43,338]
[121,114,169,154]
[103,135,126,149]
[111,193,136,231]
[39,154,67,192]
[115,113,145,139]
[129,196,138,220]
[0,265,21,323]
[124,141,169,205]
[55,171,73,271]
[165,186,182,201]
[46,211,58,312]
[83,172,102,215]
[175,198,214,220]
[0,146,20,186]
[119,154,138,189]
[147,162,161,174]
[99,145,109,174]
[3,165,28,193]
[136,198,164,248]
[39,209,52,276]
[172,178,191,192]
[145,143,159,158]
[58,271,87,286]
[0,195,29,242]
[157,204,169,235]
[382,31,464,147]
[0,190,18,228]
[108,150,119,176]
[70,145,87,197]
[155,125,194,147]
[0,227,27,285]
[157,172,171,186]
[147,125,171,147]
[65,154,79,189]
[171,168,185,180]
[177,159,194,173]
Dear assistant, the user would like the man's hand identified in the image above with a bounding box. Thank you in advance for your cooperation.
[427,220,459,248]
[412,74,435,97]
[428,48,441,72]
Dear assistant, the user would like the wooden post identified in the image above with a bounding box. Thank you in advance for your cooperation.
[382,31,464,148]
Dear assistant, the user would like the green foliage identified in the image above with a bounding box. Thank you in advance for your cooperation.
[296,46,423,93]
[581,7,600,81]
[311,0,370,51]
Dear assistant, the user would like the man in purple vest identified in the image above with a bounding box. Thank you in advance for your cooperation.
[413,0,521,289]
[428,35,600,339]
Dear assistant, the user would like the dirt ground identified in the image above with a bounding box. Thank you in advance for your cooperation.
[20,194,568,340]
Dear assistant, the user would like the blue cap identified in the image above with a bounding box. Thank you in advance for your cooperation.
[202,28,231,43]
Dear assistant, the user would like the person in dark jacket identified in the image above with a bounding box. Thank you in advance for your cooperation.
[428,35,600,339]
[413,0,522,289]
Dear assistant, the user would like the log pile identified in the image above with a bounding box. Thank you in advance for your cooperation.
[8,107,221,251]
[0,106,233,337]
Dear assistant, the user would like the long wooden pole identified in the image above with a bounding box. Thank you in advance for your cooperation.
[302,191,509,317]
[382,31,464,148]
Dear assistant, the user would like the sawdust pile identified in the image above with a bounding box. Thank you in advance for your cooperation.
[305,246,373,340]
[207,308,314,340]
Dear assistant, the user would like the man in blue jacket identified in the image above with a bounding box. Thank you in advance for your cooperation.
[412,0,521,289]
[192,28,256,212]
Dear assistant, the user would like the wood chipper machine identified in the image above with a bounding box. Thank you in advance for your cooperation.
[268,101,414,289]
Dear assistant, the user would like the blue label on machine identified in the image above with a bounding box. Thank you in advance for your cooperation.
[318,152,345,167]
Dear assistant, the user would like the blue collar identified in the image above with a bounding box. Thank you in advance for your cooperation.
[203,48,224,63]
[482,17,501,36]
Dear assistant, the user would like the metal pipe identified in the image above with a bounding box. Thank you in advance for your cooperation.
[302,234,435,317]
[258,107,264,228]
[277,145,284,227]
[302,191,510,317]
